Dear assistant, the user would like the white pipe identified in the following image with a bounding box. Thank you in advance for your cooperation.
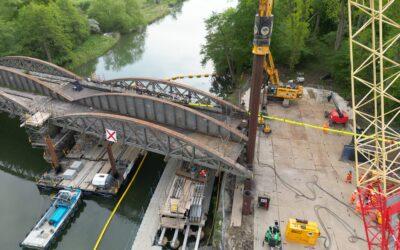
[194,226,202,250]
[171,228,179,248]
[182,225,190,250]
[157,227,166,245]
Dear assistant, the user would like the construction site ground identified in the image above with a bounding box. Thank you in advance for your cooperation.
[230,87,367,250]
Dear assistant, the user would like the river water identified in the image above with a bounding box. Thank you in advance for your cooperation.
[1,0,235,249]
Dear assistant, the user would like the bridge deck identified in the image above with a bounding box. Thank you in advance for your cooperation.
[0,88,244,166]
[0,60,250,177]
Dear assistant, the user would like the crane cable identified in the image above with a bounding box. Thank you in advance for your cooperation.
[93,152,148,250]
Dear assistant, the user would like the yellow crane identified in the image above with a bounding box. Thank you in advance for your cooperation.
[255,0,303,104]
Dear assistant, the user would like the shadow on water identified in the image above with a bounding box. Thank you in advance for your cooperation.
[0,113,49,179]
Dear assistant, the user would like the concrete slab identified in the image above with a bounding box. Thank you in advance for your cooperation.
[132,159,180,250]
[230,178,244,227]
[249,89,366,250]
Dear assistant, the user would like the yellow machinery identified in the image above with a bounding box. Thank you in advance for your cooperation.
[285,218,320,246]
[257,0,303,102]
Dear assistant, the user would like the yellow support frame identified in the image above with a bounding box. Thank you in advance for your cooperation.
[348,0,400,196]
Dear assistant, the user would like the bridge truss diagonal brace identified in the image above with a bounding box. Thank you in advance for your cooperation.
[0,91,32,119]
[349,0,400,249]
[51,113,252,178]
[101,78,247,116]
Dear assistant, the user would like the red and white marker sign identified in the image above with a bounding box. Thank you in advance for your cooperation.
[106,129,117,142]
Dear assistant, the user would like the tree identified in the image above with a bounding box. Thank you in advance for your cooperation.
[0,20,19,56]
[201,0,258,80]
[273,0,312,70]
[56,0,90,45]
[17,2,73,64]
[89,0,143,33]
[0,0,23,21]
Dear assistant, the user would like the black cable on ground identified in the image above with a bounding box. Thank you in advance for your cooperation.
[314,205,366,250]
[256,150,365,249]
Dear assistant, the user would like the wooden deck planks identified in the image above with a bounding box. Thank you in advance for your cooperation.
[79,161,104,190]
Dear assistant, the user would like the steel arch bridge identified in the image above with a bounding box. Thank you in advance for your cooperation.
[52,112,251,177]
[0,56,251,177]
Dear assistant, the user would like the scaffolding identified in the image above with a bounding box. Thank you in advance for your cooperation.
[348,0,400,249]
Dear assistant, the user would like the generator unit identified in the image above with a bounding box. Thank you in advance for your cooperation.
[285,218,320,246]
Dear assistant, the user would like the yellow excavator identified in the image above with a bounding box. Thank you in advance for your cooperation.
[256,0,303,105]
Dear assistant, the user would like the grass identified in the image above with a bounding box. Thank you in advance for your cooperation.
[138,0,184,24]
[67,34,119,69]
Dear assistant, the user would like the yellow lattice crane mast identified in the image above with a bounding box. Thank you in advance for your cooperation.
[348,0,400,249]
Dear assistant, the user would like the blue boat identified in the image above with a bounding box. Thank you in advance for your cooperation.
[21,189,82,249]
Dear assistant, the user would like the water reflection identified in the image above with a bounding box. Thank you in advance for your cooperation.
[76,0,237,93]
[169,0,185,19]
[103,31,146,72]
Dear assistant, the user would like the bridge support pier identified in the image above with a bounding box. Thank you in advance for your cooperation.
[44,135,61,173]
[106,142,119,178]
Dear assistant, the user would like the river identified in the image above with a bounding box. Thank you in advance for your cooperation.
[0,0,235,249]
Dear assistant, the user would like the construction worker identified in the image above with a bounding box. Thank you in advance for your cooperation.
[350,189,358,204]
[345,170,353,183]
[199,169,207,178]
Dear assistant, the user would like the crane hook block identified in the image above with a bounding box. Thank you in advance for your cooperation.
[253,15,274,47]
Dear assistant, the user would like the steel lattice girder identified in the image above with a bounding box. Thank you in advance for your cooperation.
[0,66,70,101]
[52,112,252,177]
[0,56,81,80]
[0,91,32,119]
[75,92,247,142]
[101,78,247,116]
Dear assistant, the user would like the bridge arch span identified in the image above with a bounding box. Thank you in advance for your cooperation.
[101,77,247,116]
[0,91,32,117]
[52,112,251,177]
[0,66,70,101]
[0,56,81,80]
[74,92,247,142]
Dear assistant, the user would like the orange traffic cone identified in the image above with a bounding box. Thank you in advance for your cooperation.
[323,122,329,134]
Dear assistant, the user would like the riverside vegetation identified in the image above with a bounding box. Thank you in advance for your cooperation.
[201,0,400,106]
[0,0,183,69]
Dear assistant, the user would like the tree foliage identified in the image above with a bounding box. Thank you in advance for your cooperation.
[0,0,145,66]
[273,0,312,70]
[89,0,144,33]
[201,0,257,80]
[17,2,73,64]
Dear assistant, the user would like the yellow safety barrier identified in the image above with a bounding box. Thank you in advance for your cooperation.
[165,73,218,81]
[188,102,214,108]
[166,97,397,144]
[261,114,399,145]
[93,153,148,250]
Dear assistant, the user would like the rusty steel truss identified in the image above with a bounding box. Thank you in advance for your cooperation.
[0,56,251,177]
[0,91,32,118]
[52,112,251,177]
[101,78,246,116]
[348,0,400,249]
[75,92,247,142]
[0,56,81,80]
[0,66,69,100]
